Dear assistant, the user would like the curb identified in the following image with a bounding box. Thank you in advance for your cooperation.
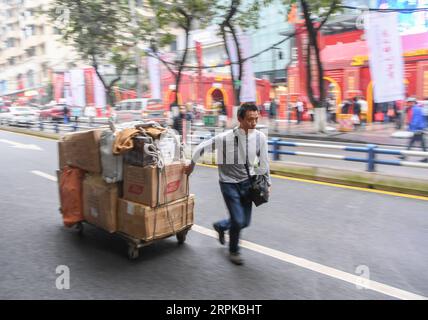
[0,126,60,140]
[270,162,428,198]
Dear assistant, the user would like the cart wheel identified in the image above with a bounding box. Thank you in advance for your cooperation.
[127,244,139,260]
[176,230,188,245]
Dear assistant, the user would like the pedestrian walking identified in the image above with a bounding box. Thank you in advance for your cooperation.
[399,97,428,162]
[327,97,336,123]
[71,105,81,123]
[358,96,368,125]
[269,98,277,120]
[352,97,361,129]
[63,104,70,124]
[422,99,428,125]
[185,103,272,265]
[84,105,96,127]
[296,100,304,124]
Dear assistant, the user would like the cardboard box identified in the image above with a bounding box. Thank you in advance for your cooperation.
[83,174,119,233]
[123,162,188,207]
[58,129,103,173]
[118,195,194,241]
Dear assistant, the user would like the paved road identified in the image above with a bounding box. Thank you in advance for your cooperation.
[0,130,427,300]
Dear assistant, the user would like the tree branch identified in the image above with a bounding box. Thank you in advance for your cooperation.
[315,0,340,32]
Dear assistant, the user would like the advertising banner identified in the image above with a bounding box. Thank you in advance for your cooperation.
[70,69,85,107]
[94,71,106,109]
[54,73,64,102]
[84,68,95,106]
[148,50,161,100]
[226,32,256,103]
[365,12,405,103]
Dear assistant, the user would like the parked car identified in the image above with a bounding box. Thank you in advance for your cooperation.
[39,103,70,121]
[0,106,38,126]
[111,98,168,124]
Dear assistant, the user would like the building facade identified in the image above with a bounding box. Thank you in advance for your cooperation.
[170,0,293,108]
[0,0,80,101]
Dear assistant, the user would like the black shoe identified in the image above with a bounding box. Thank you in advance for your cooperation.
[420,158,428,163]
[213,223,225,245]
[229,252,244,265]
[398,155,406,160]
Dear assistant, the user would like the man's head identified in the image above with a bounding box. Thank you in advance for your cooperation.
[406,97,417,107]
[238,102,259,131]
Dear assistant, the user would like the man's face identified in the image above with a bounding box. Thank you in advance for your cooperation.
[239,110,259,130]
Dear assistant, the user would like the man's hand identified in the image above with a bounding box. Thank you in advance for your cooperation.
[184,162,195,176]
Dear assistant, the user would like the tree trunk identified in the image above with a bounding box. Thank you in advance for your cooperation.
[221,0,241,106]
[221,25,238,106]
[228,22,243,106]
[300,0,327,132]
[175,20,191,106]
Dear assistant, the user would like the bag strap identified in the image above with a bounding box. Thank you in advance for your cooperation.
[233,128,253,182]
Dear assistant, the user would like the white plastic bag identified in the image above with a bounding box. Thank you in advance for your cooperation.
[100,130,123,183]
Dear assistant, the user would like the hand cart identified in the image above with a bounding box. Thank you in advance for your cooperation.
[73,220,192,260]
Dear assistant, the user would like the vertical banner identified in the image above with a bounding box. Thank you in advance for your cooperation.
[84,67,95,106]
[70,69,85,107]
[64,72,72,106]
[94,72,106,109]
[148,51,161,100]
[226,36,239,81]
[239,33,256,103]
[295,24,308,101]
[364,12,405,102]
[195,41,203,103]
[0,80,7,95]
[226,33,256,103]
[54,73,64,102]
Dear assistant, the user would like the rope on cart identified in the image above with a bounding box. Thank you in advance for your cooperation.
[185,172,189,227]
[161,165,176,235]
[152,167,161,241]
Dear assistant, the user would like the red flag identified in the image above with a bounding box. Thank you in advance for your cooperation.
[84,68,95,106]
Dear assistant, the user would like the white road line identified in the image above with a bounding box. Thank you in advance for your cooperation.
[0,138,43,150]
[31,170,57,182]
[32,170,427,300]
[192,227,427,300]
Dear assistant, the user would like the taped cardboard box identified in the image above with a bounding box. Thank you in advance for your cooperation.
[123,162,188,207]
[118,195,194,241]
[58,129,103,173]
[83,174,119,233]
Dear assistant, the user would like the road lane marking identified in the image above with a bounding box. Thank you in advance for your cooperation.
[0,138,43,150]
[196,163,428,201]
[192,224,427,300]
[31,170,57,182]
[0,129,58,141]
[32,170,427,300]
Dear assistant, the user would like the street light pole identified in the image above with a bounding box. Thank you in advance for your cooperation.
[129,0,143,99]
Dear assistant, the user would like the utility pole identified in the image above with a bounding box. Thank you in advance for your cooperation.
[129,0,143,99]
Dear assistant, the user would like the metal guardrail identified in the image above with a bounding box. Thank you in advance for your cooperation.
[268,138,428,172]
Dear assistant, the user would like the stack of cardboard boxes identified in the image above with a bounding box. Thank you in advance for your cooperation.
[58,128,194,241]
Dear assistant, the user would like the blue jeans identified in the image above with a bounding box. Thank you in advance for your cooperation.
[215,179,253,254]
